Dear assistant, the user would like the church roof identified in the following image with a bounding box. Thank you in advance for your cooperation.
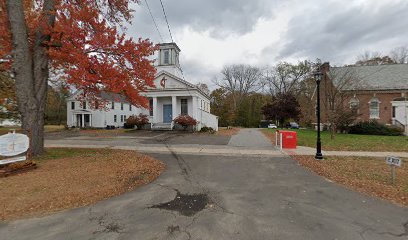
[152,71,211,99]
[159,42,181,52]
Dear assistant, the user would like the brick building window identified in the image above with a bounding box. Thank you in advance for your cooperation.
[369,97,380,119]
[349,97,359,114]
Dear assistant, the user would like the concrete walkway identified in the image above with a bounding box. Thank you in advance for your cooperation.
[45,128,282,156]
[228,128,272,147]
[284,146,408,158]
[45,143,283,156]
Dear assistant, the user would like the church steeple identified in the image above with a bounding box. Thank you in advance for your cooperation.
[156,42,183,78]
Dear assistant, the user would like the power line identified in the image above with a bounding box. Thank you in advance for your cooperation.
[144,0,164,42]
[159,0,174,42]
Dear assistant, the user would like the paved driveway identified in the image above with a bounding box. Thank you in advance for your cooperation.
[1,129,407,239]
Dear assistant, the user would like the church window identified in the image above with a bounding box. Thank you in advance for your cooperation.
[164,50,170,64]
[149,99,153,116]
[181,99,188,115]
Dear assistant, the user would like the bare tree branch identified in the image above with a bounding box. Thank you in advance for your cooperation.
[214,64,263,110]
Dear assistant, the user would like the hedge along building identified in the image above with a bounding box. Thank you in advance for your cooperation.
[320,63,408,135]
[66,43,219,131]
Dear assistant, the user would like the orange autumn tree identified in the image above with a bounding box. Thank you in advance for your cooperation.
[0,0,157,155]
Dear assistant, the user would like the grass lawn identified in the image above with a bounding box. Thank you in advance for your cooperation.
[0,148,165,220]
[292,155,408,207]
[0,125,66,135]
[264,128,408,152]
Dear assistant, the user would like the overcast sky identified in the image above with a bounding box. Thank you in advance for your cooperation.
[128,0,408,88]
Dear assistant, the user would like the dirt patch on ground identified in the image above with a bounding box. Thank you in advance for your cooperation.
[216,127,240,136]
[0,148,165,221]
[150,190,210,216]
[292,155,408,206]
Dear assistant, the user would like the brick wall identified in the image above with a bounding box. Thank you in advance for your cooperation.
[345,92,406,124]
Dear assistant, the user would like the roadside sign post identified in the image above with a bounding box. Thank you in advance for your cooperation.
[386,156,402,185]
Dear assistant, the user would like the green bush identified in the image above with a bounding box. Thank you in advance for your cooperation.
[199,126,215,134]
[349,121,403,136]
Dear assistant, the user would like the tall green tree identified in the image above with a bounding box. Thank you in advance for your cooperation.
[235,93,268,127]
[210,88,235,127]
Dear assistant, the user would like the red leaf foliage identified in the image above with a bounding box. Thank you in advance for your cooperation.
[126,113,149,129]
[0,0,158,108]
[174,115,198,128]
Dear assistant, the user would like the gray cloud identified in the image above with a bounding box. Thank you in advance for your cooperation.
[278,0,408,63]
[130,0,278,41]
[180,58,220,89]
[125,0,408,87]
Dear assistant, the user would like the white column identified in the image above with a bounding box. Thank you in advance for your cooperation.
[153,97,158,123]
[172,96,177,120]
[81,114,85,128]
[192,96,197,119]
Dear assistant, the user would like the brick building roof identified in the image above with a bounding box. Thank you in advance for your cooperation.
[332,64,408,91]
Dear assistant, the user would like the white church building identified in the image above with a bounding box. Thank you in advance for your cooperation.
[66,42,218,131]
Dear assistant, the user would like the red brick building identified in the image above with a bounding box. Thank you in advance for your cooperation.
[321,63,408,134]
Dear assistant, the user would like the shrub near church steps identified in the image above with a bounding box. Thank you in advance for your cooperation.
[174,115,198,130]
[349,121,404,136]
[126,114,149,129]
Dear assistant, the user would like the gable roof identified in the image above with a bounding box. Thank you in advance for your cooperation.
[332,64,408,91]
[68,90,130,103]
[99,91,130,103]
[153,71,211,99]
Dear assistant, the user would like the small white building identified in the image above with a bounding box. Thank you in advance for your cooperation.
[391,97,408,135]
[66,42,218,131]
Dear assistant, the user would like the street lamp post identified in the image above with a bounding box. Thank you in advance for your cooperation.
[314,69,324,160]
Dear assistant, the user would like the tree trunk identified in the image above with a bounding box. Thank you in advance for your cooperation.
[330,123,336,140]
[6,0,56,156]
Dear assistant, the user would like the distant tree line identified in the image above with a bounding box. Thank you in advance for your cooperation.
[210,45,408,133]
[0,74,69,125]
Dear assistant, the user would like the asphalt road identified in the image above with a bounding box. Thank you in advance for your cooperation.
[2,154,408,239]
[1,129,407,239]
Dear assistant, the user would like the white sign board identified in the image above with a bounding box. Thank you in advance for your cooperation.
[0,156,27,165]
[386,156,402,167]
[0,132,29,157]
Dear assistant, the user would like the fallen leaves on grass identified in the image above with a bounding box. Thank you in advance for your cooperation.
[292,155,408,206]
[261,129,276,145]
[0,148,165,220]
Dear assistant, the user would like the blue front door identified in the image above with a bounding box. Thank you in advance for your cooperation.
[163,104,172,123]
